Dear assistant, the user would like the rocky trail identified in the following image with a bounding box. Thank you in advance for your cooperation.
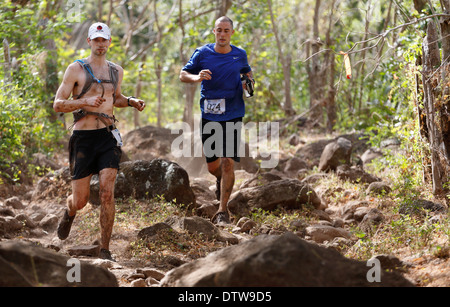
[0,125,449,287]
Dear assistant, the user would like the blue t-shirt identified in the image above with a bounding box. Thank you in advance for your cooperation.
[182,43,252,121]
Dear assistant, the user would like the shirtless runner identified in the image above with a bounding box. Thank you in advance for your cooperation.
[53,22,145,260]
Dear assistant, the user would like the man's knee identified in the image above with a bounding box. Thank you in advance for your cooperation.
[207,158,221,175]
[72,194,89,211]
[221,158,234,173]
[67,194,73,207]
[99,187,114,205]
[98,169,117,205]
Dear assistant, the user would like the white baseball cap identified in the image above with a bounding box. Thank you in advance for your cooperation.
[88,22,111,40]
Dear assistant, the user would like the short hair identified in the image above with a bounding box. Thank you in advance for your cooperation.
[215,16,234,29]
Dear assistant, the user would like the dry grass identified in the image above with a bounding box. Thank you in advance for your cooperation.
[70,197,226,269]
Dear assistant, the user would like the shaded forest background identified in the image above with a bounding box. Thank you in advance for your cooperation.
[0,0,448,194]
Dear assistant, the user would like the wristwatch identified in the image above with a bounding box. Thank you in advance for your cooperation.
[127,96,136,107]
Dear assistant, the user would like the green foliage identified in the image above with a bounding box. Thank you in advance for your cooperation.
[0,1,66,183]
[360,22,426,195]
[350,213,447,261]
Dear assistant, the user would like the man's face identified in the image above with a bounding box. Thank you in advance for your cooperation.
[87,37,111,56]
[213,21,234,48]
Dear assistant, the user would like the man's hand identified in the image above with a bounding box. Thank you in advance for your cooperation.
[85,96,106,108]
[198,69,212,82]
[246,71,254,80]
[242,72,255,92]
[129,98,146,112]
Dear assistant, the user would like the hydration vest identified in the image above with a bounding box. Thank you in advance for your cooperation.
[71,59,119,132]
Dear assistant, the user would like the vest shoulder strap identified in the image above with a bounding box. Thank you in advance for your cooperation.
[73,59,95,100]
[107,61,119,104]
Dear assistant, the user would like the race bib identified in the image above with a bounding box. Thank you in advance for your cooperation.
[204,99,226,115]
[111,128,123,147]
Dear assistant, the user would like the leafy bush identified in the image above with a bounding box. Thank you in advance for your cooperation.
[0,1,66,183]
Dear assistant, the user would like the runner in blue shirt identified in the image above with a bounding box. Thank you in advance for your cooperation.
[180,16,254,225]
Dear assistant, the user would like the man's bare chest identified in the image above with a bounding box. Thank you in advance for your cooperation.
[75,79,115,98]
[73,64,116,99]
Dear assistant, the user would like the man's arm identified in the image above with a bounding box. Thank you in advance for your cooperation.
[53,63,105,113]
[179,48,212,83]
[113,65,146,112]
[179,69,212,83]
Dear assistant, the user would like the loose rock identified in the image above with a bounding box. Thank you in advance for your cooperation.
[160,232,413,287]
[305,224,353,243]
[0,240,118,287]
[5,197,24,210]
[318,137,352,172]
[228,179,322,216]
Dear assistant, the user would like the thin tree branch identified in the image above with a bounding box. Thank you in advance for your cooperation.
[300,13,450,64]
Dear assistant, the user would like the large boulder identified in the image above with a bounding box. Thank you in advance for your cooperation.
[336,165,380,184]
[90,159,196,207]
[122,125,177,161]
[227,179,322,216]
[296,133,368,168]
[159,232,414,287]
[0,240,118,287]
[399,199,447,217]
[361,148,383,166]
[318,137,352,172]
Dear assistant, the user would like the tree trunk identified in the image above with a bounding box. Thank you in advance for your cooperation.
[324,0,337,132]
[441,15,450,62]
[44,36,61,123]
[156,61,162,128]
[216,0,232,19]
[98,0,103,21]
[421,20,444,196]
[133,55,145,129]
[413,0,427,12]
[3,39,11,83]
[179,0,197,129]
[107,0,113,26]
[326,51,336,133]
[41,1,62,124]
[267,0,295,117]
[308,0,325,126]
[182,83,196,129]
[282,55,293,116]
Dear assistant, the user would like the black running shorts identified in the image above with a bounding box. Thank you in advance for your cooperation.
[200,117,242,164]
[69,126,122,180]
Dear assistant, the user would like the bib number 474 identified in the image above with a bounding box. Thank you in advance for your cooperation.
[204,99,225,115]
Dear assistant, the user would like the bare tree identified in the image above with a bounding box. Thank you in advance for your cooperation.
[178,0,198,129]
[421,20,444,195]
[123,1,177,63]
[305,0,325,126]
[418,1,450,196]
[98,0,103,21]
[41,0,63,123]
[413,0,427,12]
[267,0,295,117]
[323,0,338,133]
[133,55,145,129]
[216,0,232,19]
[106,0,114,26]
